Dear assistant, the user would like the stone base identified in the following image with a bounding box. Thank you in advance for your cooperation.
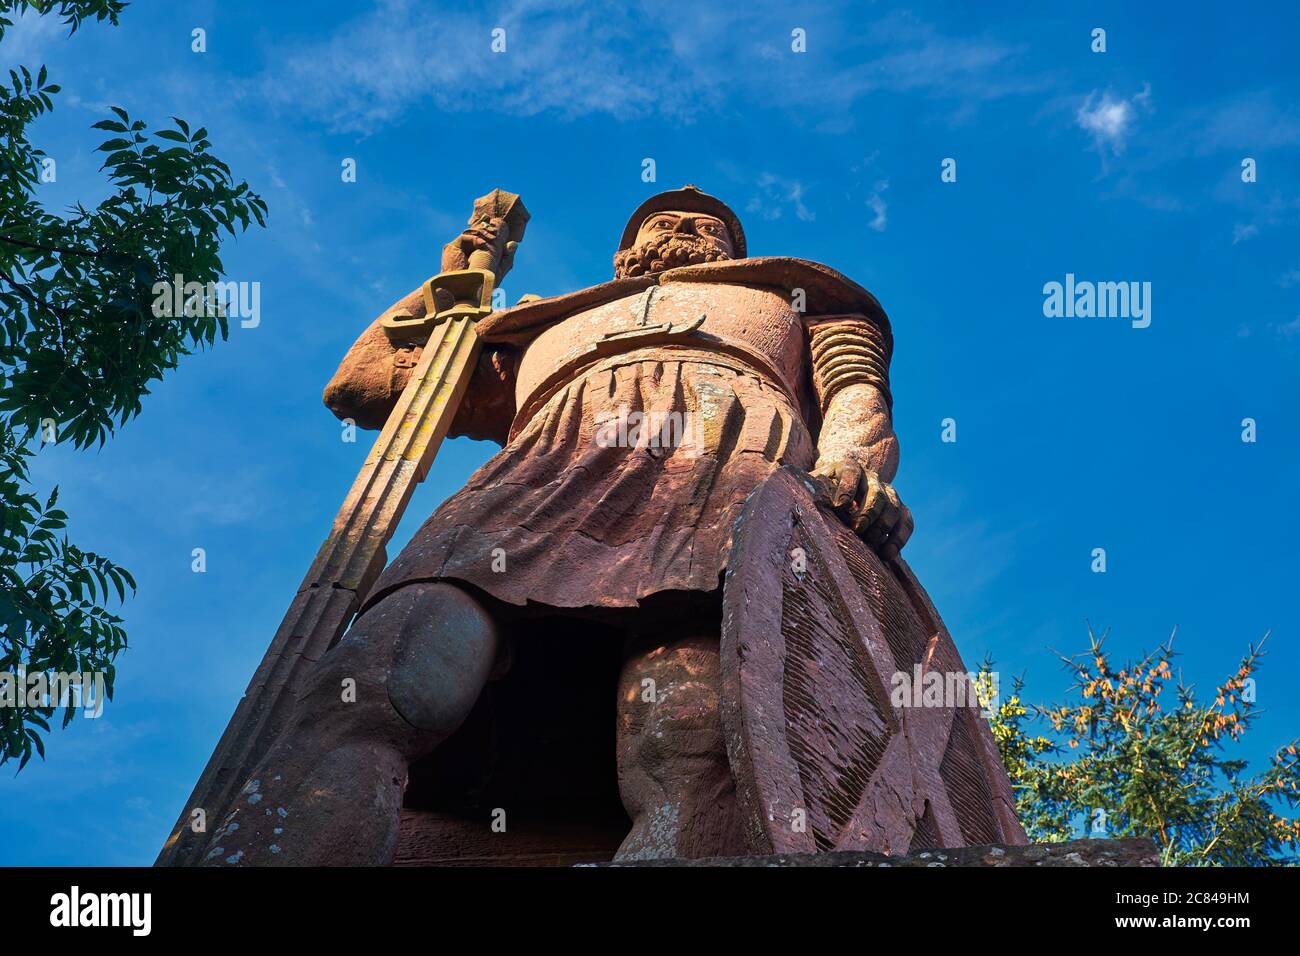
[598,837,1160,867]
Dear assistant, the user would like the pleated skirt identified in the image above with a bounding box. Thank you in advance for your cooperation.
[366,351,816,620]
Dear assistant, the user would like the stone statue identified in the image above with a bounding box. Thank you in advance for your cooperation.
[193,186,1024,865]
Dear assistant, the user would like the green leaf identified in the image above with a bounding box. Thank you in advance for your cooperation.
[0,0,266,771]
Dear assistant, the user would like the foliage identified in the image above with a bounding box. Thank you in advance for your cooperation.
[0,0,266,767]
[0,1,125,42]
[983,627,1300,866]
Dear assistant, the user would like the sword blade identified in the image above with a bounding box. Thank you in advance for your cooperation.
[156,315,482,865]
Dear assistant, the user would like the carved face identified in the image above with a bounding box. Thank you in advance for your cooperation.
[614,210,736,278]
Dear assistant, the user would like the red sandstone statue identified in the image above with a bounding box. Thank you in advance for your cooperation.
[192,186,1024,865]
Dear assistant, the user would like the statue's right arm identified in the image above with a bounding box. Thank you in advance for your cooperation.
[322,285,517,445]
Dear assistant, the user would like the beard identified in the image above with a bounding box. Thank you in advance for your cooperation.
[613,232,732,279]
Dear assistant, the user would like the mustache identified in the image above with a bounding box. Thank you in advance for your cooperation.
[614,233,732,278]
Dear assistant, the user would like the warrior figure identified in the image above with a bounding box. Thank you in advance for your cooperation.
[198,186,1023,865]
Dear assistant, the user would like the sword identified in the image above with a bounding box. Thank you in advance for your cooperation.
[156,189,529,865]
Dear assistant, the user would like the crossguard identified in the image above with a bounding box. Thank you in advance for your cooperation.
[381,268,496,341]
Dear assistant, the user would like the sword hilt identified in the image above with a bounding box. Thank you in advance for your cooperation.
[382,189,529,342]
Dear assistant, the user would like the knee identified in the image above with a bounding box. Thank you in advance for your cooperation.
[299,582,500,747]
[619,636,726,765]
[384,582,501,737]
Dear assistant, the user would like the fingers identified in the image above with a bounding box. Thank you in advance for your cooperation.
[861,482,902,551]
[832,461,864,513]
[809,461,912,558]
[812,459,864,513]
[877,502,914,562]
[851,471,888,538]
[852,477,911,560]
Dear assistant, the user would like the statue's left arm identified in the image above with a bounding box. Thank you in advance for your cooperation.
[807,313,913,559]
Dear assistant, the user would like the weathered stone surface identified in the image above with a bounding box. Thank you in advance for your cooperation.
[393,809,625,867]
[596,837,1160,867]
[169,185,1025,869]
[722,467,1025,856]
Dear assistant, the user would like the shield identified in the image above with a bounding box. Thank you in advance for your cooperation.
[721,466,1026,855]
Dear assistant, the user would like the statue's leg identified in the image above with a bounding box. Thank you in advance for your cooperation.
[614,631,745,860]
[200,581,500,866]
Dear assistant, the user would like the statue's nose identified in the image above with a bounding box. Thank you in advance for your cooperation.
[672,217,698,236]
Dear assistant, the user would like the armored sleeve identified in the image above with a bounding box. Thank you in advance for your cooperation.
[806,312,893,414]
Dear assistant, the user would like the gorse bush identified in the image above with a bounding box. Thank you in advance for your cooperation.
[983,627,1300,866]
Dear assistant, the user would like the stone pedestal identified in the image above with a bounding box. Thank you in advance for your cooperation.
[598,837,1159,867]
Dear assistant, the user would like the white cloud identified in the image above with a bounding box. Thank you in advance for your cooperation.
[1273,315,1300,339]
[866,180,889,232]
[802,11,1043,119]
[0,8,63,70]
[1076,84,1151,156]
[1232,222,1259,244]
[746,173,814,222]
[849,153,889,233]
[1191,91,1300,155]
[254,2,1040,134]
[255,0,727,132]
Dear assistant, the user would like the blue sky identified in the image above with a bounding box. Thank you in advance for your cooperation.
[1,0,1297,865]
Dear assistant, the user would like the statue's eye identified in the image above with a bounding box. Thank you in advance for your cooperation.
[654,220,671,230]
